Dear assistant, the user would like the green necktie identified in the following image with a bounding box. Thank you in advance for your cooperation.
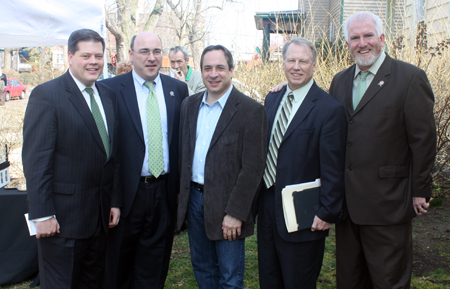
[144,81,164,178]
[263,92,294,188]
[354,71,370,110]
[85,87,110,158]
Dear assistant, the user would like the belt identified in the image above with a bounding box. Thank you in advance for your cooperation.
[140,174,168,184]
[191,181,204,193]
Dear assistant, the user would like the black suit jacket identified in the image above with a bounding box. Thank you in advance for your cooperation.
[23,71,121,239]
[261,82,347,242]
[177,87,268,240]
[329,55,436,225]
[102,72,188,217]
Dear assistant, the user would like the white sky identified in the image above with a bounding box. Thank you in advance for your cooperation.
[204,0,299,60]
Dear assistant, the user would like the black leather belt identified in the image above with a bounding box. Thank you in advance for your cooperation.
[140,174,168,184]
[191,181,204,193]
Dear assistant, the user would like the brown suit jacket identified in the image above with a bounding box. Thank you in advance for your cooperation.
[329,55,436,225]
[177,87,268,240]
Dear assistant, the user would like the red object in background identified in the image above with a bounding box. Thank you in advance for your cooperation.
[112,54,117,67]
[4,78,26,101]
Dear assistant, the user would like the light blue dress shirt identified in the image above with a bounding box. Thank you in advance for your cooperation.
[191,85,233,184]
[132,70,170,177]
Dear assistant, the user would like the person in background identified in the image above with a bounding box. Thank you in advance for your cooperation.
[169,46,205,95]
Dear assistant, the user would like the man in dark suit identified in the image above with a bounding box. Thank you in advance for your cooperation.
[101,31,188,289]
[22,29,121,289]
[257,37,347,289]
[177,45,267,288]
[329,11,436,288]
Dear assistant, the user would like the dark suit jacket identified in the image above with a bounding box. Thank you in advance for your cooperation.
[177,87,268,240]
[262,82,347,243]
[102,72,188,217]
[23,71,121,239]
[329,55,436,225]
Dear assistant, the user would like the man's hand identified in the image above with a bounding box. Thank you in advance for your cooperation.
[174,70,186,82]
[222,214,242,241]
[311,216,332,231]
[413,197,430,216]
[109,207,121,228]
[36,217,60,239]
[269,81,288,93]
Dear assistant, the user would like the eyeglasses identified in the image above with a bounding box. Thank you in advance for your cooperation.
[133,49,162,57]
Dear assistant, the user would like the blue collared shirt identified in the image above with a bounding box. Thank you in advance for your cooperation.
[132,69,170,177]
[191,85,233,184]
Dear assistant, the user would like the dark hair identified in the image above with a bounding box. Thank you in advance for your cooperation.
[130,35,136,50]
[200,45,234,71]
[68,29,105,54]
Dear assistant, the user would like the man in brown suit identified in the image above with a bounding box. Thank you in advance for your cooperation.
[329,11,436,288]
[177,45,267,289]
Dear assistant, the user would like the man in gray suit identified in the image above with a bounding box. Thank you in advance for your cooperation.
[169,46,205,95]
[177,44,267,289]
[329,11,436,288]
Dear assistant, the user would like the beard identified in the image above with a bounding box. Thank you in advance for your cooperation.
[353,49,381,68]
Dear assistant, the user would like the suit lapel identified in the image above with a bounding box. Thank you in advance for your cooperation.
[188,94,203,158]
[64,72,105,154]
[209,87,239,149]
[96,83,114,157]
[354,55,392,114]
[282,83,317,141]
[161,75,176,145]
[266,88,286,144]
[121,72,145,143]
[343,66,356,114]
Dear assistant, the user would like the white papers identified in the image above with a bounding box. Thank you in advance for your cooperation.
[24,213,37,236]
[282,179,321,233]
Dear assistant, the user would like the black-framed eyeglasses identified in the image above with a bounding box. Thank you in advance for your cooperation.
[133,49,162,57]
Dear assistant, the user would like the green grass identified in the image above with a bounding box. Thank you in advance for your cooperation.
[1,228,449,289]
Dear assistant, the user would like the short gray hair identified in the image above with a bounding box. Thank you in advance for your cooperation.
[282,37,317,63]
[344,12,383,42]
[169,46,189,60]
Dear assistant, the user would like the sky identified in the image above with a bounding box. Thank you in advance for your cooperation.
[204,0,299,60]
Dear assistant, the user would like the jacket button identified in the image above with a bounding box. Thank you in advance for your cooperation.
[141,148,145,152]
[348,166,352,171]
[349,119,354,124]
[186,186,189,190]
[136,170,140,174]
[347,142,352,147]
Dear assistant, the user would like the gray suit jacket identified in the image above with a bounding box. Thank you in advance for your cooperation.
[177,86,267,240]
[329,55,436,225]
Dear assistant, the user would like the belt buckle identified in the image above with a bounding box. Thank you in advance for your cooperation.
[144,176,154,183]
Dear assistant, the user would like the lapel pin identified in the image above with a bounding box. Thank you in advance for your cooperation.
[170,91,175,96]
[378,81,385,87]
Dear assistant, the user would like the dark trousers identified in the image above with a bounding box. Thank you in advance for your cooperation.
[336,215,412,289]
[37,217,106,289]
[257,187,325,289]
[114,177,174,289]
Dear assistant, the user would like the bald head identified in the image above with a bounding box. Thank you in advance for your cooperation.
[129,32,163,82]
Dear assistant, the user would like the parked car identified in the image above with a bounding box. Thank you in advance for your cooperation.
[4,78,26,101]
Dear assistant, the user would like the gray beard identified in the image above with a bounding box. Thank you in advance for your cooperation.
[354,51,380,68]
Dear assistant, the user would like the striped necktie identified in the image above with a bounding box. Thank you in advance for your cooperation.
[85,87,110,158]
[263,92,294,188]
[144,81,164,178]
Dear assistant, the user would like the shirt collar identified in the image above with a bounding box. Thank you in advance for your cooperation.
[286,78,314,102]
[201,84,233,109]
[354,50,386,78]
[132,69,161,89]
[69,69,91,92]
[185,65,193,81]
